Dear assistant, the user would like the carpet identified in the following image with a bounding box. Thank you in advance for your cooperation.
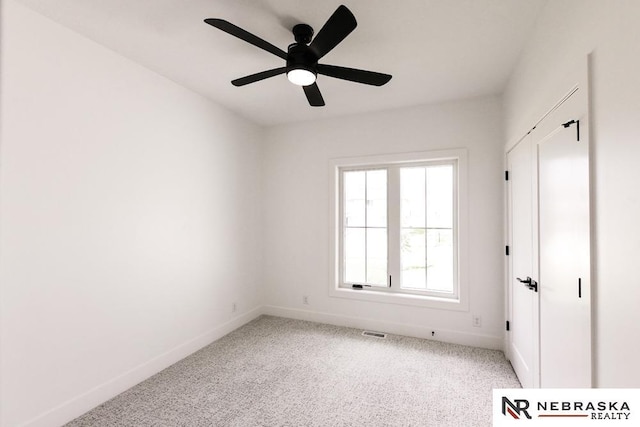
[66,315,520,426]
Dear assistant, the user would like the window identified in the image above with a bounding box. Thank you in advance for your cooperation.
[400,163,455,293]
[330,150,467,310]
[343,169,388,287]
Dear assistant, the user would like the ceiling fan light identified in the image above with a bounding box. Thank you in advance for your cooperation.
[287,68,316,86]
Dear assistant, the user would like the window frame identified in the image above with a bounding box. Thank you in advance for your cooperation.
[329,149,469,311]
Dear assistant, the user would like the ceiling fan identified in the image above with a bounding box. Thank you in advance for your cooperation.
[204,5,392,107]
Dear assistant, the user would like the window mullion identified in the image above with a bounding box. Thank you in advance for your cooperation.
[424,167,429,291]
[364,171,368,284]
[387,166,401,290]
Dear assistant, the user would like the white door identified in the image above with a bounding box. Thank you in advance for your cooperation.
[537,92,591,387]
[506,134,539,388]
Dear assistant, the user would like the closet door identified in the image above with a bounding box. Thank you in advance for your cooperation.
[506,135,539,388]
[536,89,591,387]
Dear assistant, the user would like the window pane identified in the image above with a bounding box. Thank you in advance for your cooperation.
[401,167,425,228]
[426,165,453,228]
[427,229,454,292]
[366,228,387,286]
[366,170,387,228]
[401,228,426,289]
[344,171,365,227]
[344,228,365,283]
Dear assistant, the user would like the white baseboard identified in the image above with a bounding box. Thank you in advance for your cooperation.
[21,307,264,427]
[19,304,503,427]
[263,305,503,350]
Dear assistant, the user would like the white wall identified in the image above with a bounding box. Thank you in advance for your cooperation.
[0,2,263,426]
[503,0,640,387]
[262,96,505,349]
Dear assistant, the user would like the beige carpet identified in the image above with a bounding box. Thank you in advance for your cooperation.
[66,315,520,426]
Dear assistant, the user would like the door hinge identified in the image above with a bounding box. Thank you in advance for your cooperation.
[505,170,509,181]
[505,245,510,256]
[506,320,510,331]
[562,119,580,142]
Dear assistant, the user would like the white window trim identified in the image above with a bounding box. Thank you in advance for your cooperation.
[328,149,469,311]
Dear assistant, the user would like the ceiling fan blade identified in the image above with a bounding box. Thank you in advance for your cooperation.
[308,5,357,60]
[303,83,325,107]
[204,18,287,60]
[317,64,392,86]
[232,67,287,87]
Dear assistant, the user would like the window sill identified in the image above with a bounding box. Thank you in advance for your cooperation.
[329,286,469,311]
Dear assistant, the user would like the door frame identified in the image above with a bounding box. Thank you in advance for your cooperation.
[504,57,591,388]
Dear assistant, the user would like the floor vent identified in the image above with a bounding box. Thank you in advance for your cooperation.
[362,330,387,339]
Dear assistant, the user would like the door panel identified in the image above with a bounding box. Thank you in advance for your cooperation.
[507,134,538,388]
[538,112,591,387]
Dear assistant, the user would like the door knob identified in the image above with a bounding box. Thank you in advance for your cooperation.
[517,276,538,292]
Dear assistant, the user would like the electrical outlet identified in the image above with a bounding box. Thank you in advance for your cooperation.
[232,302,237,313]
[472,315,482,328]
[303,296,309,305]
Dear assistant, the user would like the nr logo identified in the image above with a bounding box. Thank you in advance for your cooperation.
[502,397,532,419]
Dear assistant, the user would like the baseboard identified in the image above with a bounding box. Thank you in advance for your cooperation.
[18,304,501,427]
[263,305,503,350]
[20,307,264,427]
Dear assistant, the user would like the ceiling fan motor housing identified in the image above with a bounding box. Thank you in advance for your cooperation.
[286,42,318,76]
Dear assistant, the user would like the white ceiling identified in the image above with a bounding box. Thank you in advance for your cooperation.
[15,0,547,126]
